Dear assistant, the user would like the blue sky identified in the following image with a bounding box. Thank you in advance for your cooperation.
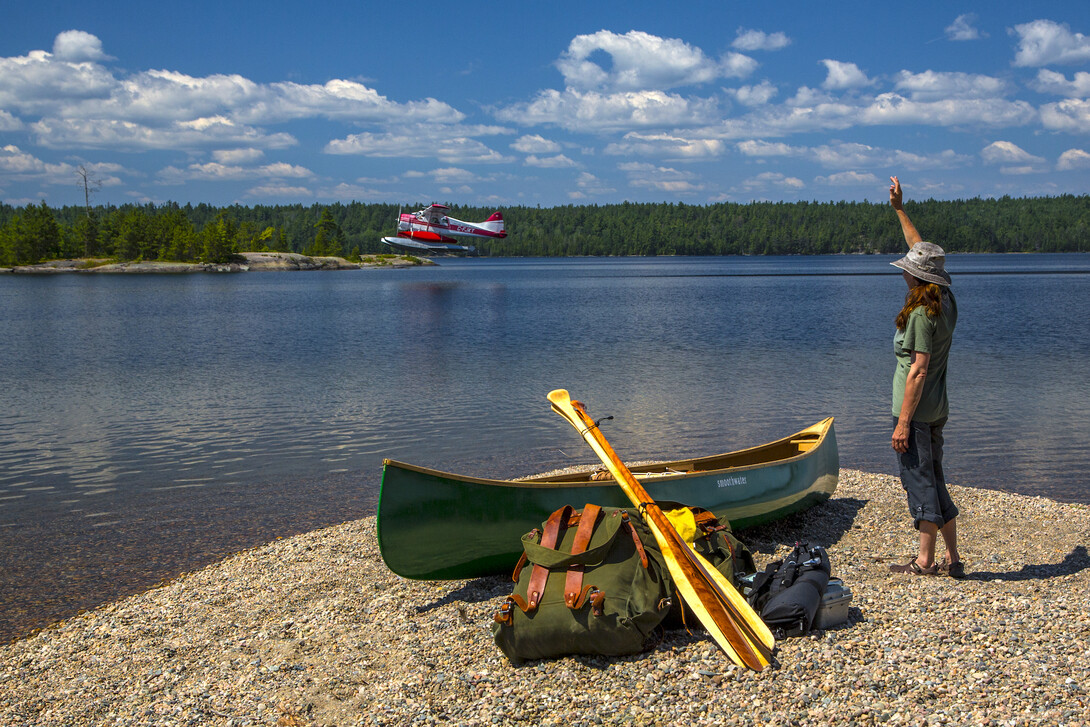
[2,1,1090,209]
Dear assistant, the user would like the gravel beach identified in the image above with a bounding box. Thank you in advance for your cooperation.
[2,468,1088,727]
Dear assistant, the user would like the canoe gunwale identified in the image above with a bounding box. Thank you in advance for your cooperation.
[381,417,834,489]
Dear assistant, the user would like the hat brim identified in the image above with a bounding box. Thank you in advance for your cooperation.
[890,258,951,286]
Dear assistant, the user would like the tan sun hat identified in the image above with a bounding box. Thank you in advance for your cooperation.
[891,242,951,286]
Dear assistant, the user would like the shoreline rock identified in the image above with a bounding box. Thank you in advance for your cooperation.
[2,470,1088,726]
[0,252,435,274]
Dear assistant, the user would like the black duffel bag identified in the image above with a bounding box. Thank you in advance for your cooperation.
[746,542,830,638]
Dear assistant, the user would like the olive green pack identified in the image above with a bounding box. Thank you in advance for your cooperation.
[656,502,757,630]
[492,504,671,663]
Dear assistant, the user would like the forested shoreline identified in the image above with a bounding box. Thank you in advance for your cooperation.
[2,194,1088,266]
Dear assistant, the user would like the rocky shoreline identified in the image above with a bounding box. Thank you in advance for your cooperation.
[2,469,1088,726]
[0,252,434,274]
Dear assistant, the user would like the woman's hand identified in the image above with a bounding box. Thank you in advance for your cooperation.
[889,176,903,210]
[892,421,910,453]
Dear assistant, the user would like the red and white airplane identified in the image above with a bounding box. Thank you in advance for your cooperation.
[381,203,506,254]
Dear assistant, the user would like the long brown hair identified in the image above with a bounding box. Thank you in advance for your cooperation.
[896,280,943,330]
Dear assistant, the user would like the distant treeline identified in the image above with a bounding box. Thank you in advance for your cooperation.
[2,195,1089,266]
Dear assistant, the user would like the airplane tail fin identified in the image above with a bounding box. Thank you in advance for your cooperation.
[480,211,506,237]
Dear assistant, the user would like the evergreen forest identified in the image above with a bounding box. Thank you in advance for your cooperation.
[2,194,1089,267]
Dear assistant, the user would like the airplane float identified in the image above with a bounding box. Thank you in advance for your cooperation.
[381,204,506,255]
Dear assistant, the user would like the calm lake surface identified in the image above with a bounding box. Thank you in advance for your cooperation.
[2,254,1089,639]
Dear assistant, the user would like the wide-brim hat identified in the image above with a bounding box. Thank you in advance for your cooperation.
[891,241,951,286]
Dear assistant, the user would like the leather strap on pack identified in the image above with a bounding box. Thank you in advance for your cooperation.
[621,511,649,568]
[524,504,573,611]
[563,504,602,607]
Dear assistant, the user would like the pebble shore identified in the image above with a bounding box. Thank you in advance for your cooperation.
[3,469,1088,727]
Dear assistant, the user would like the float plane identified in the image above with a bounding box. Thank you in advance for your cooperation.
[381,204,506,255]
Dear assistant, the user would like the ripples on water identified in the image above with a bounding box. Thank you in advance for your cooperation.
[1,254,1089,640]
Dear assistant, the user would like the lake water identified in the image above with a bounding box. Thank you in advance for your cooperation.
[2,254,1089,640]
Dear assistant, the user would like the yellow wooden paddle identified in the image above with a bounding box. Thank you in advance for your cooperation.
[547,389,774,671]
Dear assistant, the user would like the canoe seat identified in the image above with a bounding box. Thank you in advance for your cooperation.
[789,438,817,452]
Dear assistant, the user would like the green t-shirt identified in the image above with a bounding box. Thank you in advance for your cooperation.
[892,288,957,423]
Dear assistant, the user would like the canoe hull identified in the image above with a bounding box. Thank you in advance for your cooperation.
[377,418,838,580]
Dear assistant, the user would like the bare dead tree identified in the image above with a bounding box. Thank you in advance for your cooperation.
[76,165,101,216]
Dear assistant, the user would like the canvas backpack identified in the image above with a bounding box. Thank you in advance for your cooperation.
[492,504,671,663]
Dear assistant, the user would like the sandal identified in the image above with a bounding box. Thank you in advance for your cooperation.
[889,559,938,576]
[937,557,966,579]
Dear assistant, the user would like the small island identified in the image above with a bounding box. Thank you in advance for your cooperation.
[0,251,434,274]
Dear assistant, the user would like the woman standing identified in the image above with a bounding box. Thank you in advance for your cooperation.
[887,176,964,578]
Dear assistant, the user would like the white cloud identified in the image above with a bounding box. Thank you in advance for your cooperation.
[212,148,265,164]
[820,60,872,90]
[556,30,754,93]
[525,154,577,168]
[1040,98,1090,132]
[861,93,1036,127]
[30,117,297,151]
[732,29,791,52]
[495,88,720,132]
[740,171,805,191]
[325,124,514,164]
[604,132,724,159]
[0,110,24,131]
[618,162,702,193]
[1031,69,1090,98]
[981,140,1045,165]
[945,14,986,42]
[571,171,615,198]
[158,161,313,184]
[511,134,561,154]
[893,71,1009,101]
[1012,20,1090,67]
[52,30,111,62]
[1057,148,1090,170]
[735,139,970,171]
[815,171,880,186]
[0,144,125,186]
[429,167,478,183]
[728,81,778,106]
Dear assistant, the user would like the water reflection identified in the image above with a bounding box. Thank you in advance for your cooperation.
[1,255,1089,641]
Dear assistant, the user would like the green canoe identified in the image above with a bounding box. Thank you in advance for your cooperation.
[376,417,838,580]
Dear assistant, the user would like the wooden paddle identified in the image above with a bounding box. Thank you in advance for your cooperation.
[547,389,774,671]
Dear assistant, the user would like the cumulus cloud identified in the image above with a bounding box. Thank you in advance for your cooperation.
[0,143,125,185]
[1057,148,1090,170]
[525,154,578,168]
[556,30,755,93]
[618,161,702,193]
[815,171,880,186]
[604,131,724,159]
[732,29,791,52]
[53,30,111,61]
[861,93,1036,128]
[571,171,615,198]
[1039,98,1090,132]
[212,148,265,164]
[739,171,805,192]
[945,14,985,42]
[980,141,1046,166]
[893,71,1009,101]
[1031,69,1090,98]
[511,134,561,154]
[735,139,970,171]
[495,88,720,132]
[728,81,778,106]
[29,116,297,151]
[158,161,313,184]
[325,124,514,164]
[0,31,468,154]
[820,60,873,90]
[1012,20,1090,67]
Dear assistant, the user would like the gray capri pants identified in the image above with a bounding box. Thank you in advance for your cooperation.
[895,417,959,530]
